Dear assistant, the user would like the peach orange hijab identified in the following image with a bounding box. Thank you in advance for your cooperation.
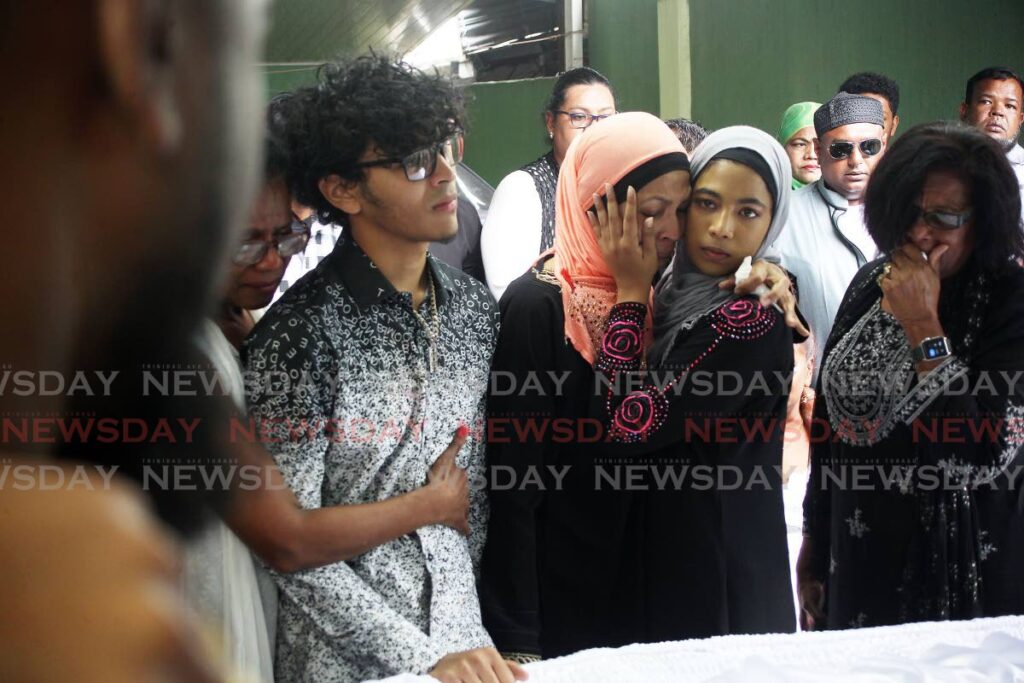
[551,111,686,365]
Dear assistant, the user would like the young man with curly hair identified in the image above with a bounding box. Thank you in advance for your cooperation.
[244,55,527,683]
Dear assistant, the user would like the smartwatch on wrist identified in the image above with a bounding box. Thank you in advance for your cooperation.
[911,336,952,363]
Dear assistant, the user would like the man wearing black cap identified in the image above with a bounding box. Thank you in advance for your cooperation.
[773,92,887,384]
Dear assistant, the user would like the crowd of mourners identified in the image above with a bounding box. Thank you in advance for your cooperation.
[184,58,1024,683]
[3,5,1024,681]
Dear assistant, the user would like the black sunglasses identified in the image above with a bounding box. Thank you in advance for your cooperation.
[353,131,464,181]
[828,138,883,160]
[913,206,973,230]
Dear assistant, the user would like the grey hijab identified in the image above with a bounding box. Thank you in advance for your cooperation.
[651,125,792,367]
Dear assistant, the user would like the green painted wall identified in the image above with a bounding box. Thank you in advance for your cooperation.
[589,0,661,115]
[264,67,318,97]
[262,66,554,188]
[463,78,556,187]
[688,0,1024,137]
[467,0,663,187]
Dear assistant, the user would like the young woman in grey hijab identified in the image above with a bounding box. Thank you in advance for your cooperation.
[589,125,807,639]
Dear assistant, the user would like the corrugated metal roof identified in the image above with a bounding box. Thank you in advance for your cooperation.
[264,0,471,63]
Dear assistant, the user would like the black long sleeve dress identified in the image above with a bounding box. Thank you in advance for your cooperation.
[479,264,648,659]
[803,258,1024,629]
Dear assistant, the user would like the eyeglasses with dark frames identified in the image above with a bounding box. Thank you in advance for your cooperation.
[827,138,883,160]
[232,218,311,267]
[554,111,615,129]
[352,131,464,182]
[913,206,973,231]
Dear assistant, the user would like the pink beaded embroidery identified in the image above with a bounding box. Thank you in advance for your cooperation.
[606,298,778,443]
[596,302,647,371]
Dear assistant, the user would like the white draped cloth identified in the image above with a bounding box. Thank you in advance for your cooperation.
[368,616,1024,683]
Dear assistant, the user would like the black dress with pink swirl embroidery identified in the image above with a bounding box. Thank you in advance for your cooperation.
[592,296,800,637]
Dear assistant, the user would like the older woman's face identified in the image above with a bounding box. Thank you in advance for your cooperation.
[226,177,296,310]
[685,160,774,277]
[785,126,820,185]
[546,83,616,165]
[632,169,691,268]
[905,169,975,279]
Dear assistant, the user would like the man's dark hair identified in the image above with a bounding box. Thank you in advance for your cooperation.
[664,118,709,152]
[544,66,614,114]
[865,121,1023,275]
[963,66,1024,104]
[838,72,900,114]
[284,54,465,225]
[264,94,292,183]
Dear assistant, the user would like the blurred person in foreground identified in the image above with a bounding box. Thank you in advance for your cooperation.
[0,0,269,681]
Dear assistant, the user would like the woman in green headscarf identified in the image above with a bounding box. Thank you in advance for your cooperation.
[779,101,821,189]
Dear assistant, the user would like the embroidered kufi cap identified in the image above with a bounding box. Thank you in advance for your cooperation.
[814,92,884,136]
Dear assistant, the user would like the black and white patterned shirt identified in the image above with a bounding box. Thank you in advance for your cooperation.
[244,235,499,682]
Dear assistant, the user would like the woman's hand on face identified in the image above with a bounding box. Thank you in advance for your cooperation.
[719,260,809,337]
[589,183,659,304]
[880,243,948,333]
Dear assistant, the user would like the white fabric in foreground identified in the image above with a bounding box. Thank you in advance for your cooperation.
[185,321,275,682]
[366,616,1024,683]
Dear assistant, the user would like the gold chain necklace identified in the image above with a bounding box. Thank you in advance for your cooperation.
[410,275,440,372]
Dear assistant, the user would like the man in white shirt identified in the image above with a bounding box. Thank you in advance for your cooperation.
[773,93,887,383]
[959,66,1024,211]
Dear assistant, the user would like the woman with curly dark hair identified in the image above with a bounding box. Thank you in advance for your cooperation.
[798,122,1024,631]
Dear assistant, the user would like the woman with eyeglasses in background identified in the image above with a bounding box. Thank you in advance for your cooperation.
[798,122,1024,631]
[482,67,616,301]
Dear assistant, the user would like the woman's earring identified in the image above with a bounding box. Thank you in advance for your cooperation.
[549,131,553,139]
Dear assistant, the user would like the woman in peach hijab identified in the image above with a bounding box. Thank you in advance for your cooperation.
[478,112,690,663]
